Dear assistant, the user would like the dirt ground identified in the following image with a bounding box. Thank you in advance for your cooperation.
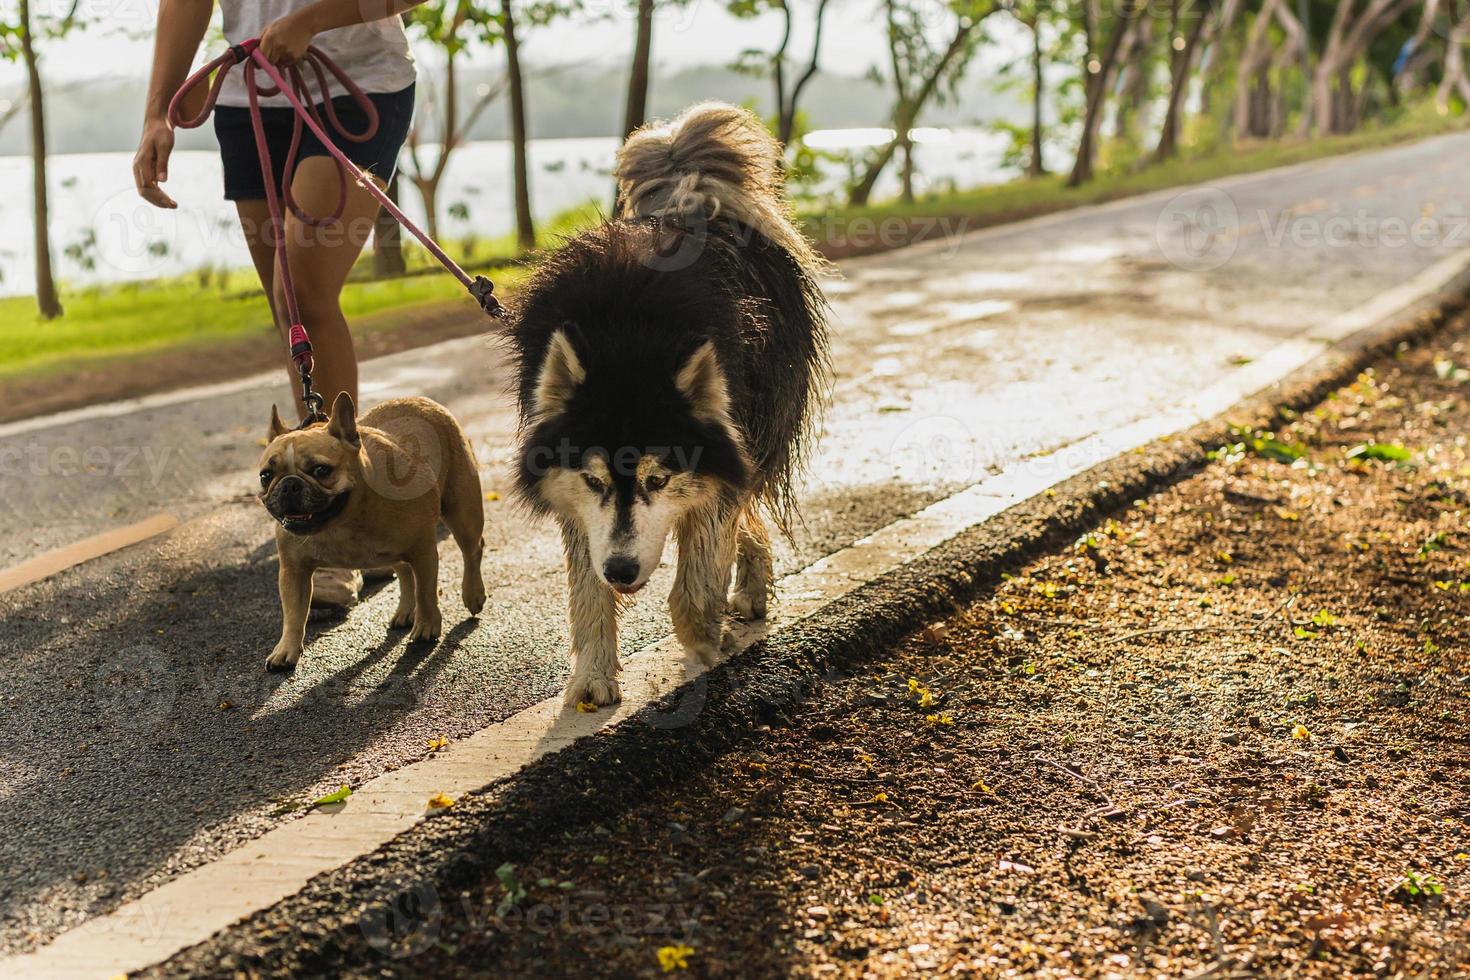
[331,328,1470,978]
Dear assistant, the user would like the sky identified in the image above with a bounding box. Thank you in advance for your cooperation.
[0,0,917,86]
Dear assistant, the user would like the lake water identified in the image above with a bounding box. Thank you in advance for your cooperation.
[0,127,1010,295]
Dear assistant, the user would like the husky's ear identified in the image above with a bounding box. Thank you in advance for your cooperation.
[327,392,360,447]
[533,329,586,418]
[676,342,731,422]
[268,404,290,441]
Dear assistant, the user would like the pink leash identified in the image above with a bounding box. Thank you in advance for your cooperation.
[168,39,503,424]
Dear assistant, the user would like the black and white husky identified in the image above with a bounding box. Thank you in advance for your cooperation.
[509,102,831,706]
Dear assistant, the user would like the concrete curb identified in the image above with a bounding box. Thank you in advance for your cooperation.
[135,263,1470,977]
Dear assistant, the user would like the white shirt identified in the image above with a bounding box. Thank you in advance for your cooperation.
[216,0,417,107]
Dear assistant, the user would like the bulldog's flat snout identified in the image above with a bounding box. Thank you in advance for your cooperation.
[275,475,308,506]
[603,556,640,587]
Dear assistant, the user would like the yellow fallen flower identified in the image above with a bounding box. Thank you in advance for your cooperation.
[576,701,599,714]
[427,792,456,810]
[657,943,694,972]
[428,736,449,752]
[1291,724,1312,740]
[925,713,955,726]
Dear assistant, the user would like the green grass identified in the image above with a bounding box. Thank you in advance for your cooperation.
[805,101,1465,236]
[0,269,485,380]
[1,109,1462,382]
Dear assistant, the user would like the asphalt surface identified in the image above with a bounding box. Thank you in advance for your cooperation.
[3,132,1470,955]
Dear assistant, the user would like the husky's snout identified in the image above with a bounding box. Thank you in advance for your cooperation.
[603,556,643,593]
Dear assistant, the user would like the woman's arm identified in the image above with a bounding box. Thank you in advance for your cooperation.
[133,0,214,209]
[259,0,430,66]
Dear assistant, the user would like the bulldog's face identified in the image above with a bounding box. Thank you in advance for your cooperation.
[258,393,361,536]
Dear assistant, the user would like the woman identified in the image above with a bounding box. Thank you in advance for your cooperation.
[134,0,426,611]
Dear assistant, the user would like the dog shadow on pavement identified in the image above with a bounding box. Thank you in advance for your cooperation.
[0,543,482,952]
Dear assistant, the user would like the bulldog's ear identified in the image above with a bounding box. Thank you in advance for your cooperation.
[676,342,730,422]
[268,404,290,441]
[532,329,586,419]
[327,391,360,447]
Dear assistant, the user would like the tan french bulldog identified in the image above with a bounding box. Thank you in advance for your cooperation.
[257,393,487,671]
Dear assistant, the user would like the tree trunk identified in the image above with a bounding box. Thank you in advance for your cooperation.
[777,0,832,147]
[615,0,655,210]
[1312,0,1416,135]
[1266,0,1305,137]
[1234,0,1280,141]
[1067,0,1137,188]
[1111,17,1152,145]
[899,136,915,202]
[848,15,979,206]
[622,0,654,138]
[20,0,61,320]
[372,177,407,277]
[1198,0,1245,127]
[1027,15,1045,177]
[501,0,534,250]
[1436,14,1470,111]
[1155,0,1213,162]
[412,178,440,244]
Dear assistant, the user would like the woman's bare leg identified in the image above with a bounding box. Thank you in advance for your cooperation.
[272,155,388,416]
[235,198,281,327]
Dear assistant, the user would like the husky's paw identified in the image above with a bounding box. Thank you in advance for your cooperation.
[407,607,442,643]
[564,671,622,707]
[266,640,302,672]
[728,589,767,621]
[688,641,723,666]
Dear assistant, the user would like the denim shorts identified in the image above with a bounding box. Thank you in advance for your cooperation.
[213,82,415,201]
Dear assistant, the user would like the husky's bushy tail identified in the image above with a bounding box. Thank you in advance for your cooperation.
[615,102,823,277]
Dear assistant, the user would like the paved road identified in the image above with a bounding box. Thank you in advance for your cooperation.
[3,132,1469,954]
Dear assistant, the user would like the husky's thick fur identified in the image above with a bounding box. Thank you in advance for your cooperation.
[510,102,830,706]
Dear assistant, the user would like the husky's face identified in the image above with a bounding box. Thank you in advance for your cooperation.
[523,329,747,594]
[542,452,713,594]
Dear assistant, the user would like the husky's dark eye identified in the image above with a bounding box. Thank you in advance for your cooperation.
[311,464,333,480]
[259,469,272,488]
[645,472,669,492]
[583,472,607,494]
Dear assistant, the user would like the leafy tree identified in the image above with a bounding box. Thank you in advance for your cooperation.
[849,0,994,206]
[1067,0,1139,187]
[995,0,1057,177]
[0,0,80,319]
[402,0,543,250]
[728,0,836,147]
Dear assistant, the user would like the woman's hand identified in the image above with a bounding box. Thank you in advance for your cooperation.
[259,10,317,66]
[133,117,177,209]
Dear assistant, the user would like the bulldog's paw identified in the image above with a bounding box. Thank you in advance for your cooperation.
[564,670,622,708]
[407,607,442,643]
[266,640,302,672]
[728,589,767,622]
[462,574,487,617]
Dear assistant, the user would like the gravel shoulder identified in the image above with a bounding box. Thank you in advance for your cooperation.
[347,320,1470,977]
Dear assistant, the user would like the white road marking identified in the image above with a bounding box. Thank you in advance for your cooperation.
[5,245,1465,980]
